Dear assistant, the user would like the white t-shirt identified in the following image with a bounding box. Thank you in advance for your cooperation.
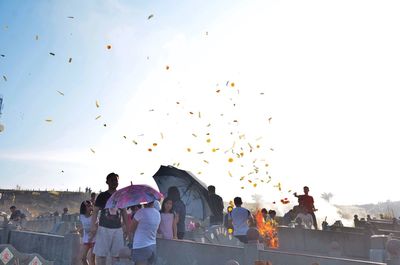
[80,214,95,243]
[230,207,250,236]
[133,207,161,249]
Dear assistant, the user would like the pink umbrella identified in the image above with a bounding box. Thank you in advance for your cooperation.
[105,184,163,209]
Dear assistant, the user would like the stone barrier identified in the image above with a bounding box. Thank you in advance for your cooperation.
[0,244,53,265]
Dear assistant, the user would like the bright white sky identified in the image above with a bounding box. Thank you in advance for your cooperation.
[1,0,400,207]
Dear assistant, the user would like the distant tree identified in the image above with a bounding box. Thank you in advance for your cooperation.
[321,192,333,202]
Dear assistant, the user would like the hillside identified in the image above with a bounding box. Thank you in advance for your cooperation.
[0,189,88,218]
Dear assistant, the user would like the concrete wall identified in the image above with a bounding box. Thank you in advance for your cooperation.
[0,244,54,264]
[8,230,80,265]
[258,248,385,265]
[155,238,386,265]
[278,226,371,259]
[156,238,244,265]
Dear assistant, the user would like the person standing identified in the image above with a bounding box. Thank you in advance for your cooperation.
[129,201,161,265]
[294,186,318,229]
[207,185,224,226]
[158,198,178,239]
[167,186,186,239]
[89,173,128,265]
[79,200,95,265]
[229,197,253,243]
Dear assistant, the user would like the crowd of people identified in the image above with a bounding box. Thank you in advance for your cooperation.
[2,173,319,265]
[73,172,319,265]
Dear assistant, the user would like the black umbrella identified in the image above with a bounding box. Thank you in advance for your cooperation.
[152,165,211,220]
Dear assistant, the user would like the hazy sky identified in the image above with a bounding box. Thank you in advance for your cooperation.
[1,0,400,207]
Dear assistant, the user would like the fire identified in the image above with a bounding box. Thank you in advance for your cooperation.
[255,210,279,248]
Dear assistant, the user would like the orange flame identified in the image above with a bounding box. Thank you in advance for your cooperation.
[255,210,279,248]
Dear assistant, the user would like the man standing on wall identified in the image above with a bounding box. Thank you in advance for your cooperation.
[89,172,129,265]
[294,186,318,230]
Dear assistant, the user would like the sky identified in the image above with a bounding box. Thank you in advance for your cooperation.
[1,0,400,207]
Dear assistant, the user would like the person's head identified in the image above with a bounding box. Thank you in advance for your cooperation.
[268,210,276,219]
[63,207,68,214]
[233,197,242,207]
[261,208,268,217]
[303,186,309,194]
[80,200,93,215]
[106,172,119,190]
[144,201,155,208]
[10,206,16,213]
[161,197,174,213]
[128,204,142,214]
[354,214,359,219]
[90,192,96,200]
[167,186,180,202]
[208,185,216,195]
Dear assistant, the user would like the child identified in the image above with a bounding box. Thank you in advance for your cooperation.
[79,200,96,265]
[158,197,178,239]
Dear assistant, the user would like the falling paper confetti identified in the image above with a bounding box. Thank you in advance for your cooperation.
[103,124,107,127]
[132,140,138,145]
[153,143,158,147]
[95,115,101,120]
[228,158,234,163]
[67,16,74,19]
[36,35,39,40]
[45,119,52,122]
[56,90,64,96]
[107,45,112,50]
[268,117,272,123]
[90,148,95,154]
[68,58,72,63]
[148,148,153,152]
[0,54,5,57]
[230,82,235,87]
[49,52,55,56]
[206,139,211,143]
[148,14,154,19]
[166,65,170,70]
[123,136,127,139]
[187,148,191,152]
[2,75,7,82]
[96,100,100,108]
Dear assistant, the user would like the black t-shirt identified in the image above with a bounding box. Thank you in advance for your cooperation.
[209,194,224,224]
[95,191,122,229]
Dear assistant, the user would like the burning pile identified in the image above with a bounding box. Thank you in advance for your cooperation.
[255,210,279,248]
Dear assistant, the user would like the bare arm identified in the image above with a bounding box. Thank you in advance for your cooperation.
[121,209,128,238]
[88,206,99,241]
[128,218,138,244]
[173,214,178,239]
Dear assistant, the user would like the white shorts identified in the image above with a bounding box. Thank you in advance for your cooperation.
[93,226,124,257]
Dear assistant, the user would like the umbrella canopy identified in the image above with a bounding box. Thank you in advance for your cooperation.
[105,184,163,209]
[152,165,211,220]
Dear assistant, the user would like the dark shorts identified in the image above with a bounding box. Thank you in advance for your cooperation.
[132,244,156,264]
